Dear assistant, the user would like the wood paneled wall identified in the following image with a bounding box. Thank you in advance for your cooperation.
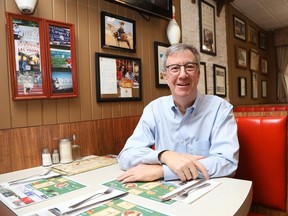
[0,115,141,174]
[0,0,181,130]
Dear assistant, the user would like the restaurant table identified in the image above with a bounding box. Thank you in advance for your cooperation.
[0,162,252,216]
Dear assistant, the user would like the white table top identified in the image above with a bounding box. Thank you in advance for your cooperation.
[0,163,252,216]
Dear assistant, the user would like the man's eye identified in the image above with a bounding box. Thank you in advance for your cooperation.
[170,66,179,71]
[186,65,195,70]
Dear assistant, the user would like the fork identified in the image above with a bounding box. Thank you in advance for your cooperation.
[69,183,115,209]
[178,183,211,199]
[8,169,52,184]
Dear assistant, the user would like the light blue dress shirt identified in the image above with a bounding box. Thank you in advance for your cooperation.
[118,91,239,181]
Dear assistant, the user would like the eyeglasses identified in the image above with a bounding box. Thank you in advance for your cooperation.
[166,62,199,75]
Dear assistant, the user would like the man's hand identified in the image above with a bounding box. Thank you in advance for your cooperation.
[159,151,209,181]
[117,164,163,183]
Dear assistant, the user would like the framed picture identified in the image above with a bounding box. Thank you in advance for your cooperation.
[260,57,268,74]
[95,53,142,102]
[259,32,267,50]
[213,64,226,97]
[233,16,246,41]
[248,26,257,45]
[154,41,169,88]
[238,77,247,97]
[235,45,247,69]
[261,80,267,98]
[6,13,48,100]
[101,11,136,52]
[252,71,258,99]
[199,0,216,56]
[199,62,207,94]
[46,20,78,98]
[250,50,260,72]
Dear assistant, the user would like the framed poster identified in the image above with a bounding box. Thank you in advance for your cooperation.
[154,41,169,88]
[238,77,247,97]
[199,62,207,94]
[233,16,246,41]
[213,64,226,97]
[250,50,260,72]
[101,11,136,52]
[261,80,267,98]
[235,45,247,69]
[46,20,78,98]
[199,0,216,56]
[259,32,267,50]
[252,71,258,99]
[95,53,142,102]
[260,57,268,74]
[6,13,48,100]
[248,26,257,45]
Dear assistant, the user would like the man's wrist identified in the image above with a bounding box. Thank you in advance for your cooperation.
[158,150,168,164]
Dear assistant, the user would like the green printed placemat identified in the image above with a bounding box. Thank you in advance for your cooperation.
[77,198,168,216]
[103,180,177,205]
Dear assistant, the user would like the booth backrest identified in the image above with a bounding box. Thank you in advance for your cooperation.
[234,105,288,112]
[235,116,287,211]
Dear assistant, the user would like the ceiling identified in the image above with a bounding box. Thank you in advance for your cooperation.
[231,0,288,31]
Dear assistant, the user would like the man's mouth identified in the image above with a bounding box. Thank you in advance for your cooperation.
[177,83,190,86]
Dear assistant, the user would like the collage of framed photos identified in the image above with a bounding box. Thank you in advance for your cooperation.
[233,15,268,99]
[6,13,77,100]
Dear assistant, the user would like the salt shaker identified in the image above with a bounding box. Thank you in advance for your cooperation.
[42,148,52,167]
[52,149,60,164]
[59,138,73,163]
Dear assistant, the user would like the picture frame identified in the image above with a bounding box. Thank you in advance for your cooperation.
[6,13,48,100]
[199,62,207,95]
[250,50,260,72]
[235,45,247,69]
[46,20,78,98]
[233,15,246,41]
[260,57,268,74]
[95,53,142,102]
[259,32,267,50]
[154,41,169,88]
[252,71,258,99]
[101,11,136,52]
[6,12,78,100]
[238,77,247,97]
[248,25,257,45]
[199,0,216,56]
[261,80,267,98]
[213,64,226,97]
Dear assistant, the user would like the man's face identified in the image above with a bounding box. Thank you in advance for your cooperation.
[165,50,200,100]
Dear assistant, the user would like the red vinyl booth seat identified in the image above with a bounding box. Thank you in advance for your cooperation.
[235,116,287,211]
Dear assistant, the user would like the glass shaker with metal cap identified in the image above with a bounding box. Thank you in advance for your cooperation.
[59,138,73,163]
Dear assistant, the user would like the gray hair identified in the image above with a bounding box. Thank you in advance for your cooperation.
[161,43,201,71]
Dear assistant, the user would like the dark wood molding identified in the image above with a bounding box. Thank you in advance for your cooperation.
[214,0,234,16]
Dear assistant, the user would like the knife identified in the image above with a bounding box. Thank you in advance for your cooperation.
[161,179,206,201]
[61,191,129,215]
[9,174,62,186]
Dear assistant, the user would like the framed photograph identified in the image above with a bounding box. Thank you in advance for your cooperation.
[261,80,267,98]
[250,50,260,72]
[252,71,258,99]
[199,0,216,56]
[95,53,142,102]
[199,62,207,94]
[260,57,268,74]
[238,77,247,97]
[101,11,136,52]
[248,26,257,45]
[6,13,48,100]
[235,45,247,69]
[259,32,267,50]
[213,64,226,97]
[154,41,169,88]
[46,20,78,98]
[233,16,246,41]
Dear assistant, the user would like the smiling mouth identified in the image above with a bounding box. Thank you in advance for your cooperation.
[177,83,190,86]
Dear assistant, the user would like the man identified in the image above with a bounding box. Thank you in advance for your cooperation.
[117,43,239,183]
[125,65,136,82]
